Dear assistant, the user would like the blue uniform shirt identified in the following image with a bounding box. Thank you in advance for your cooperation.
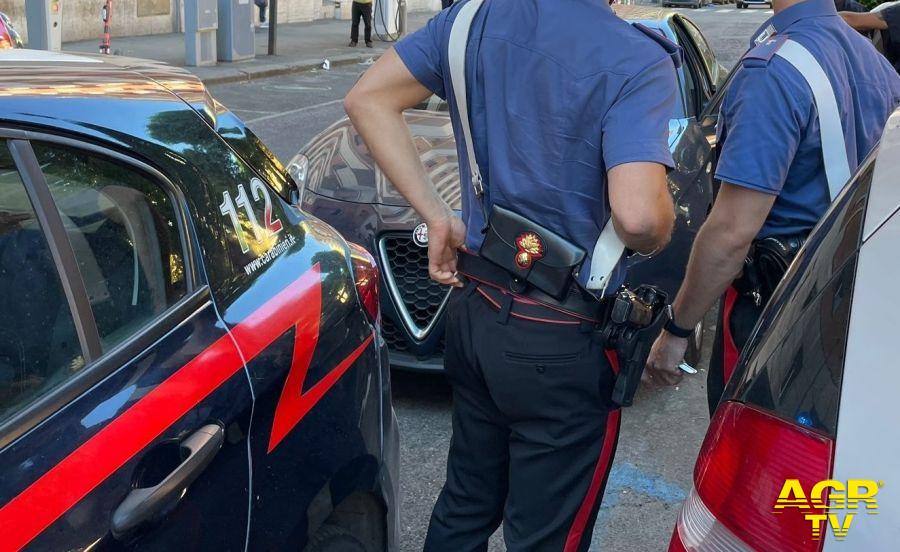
[394,0,677,293]
[715,0,900,238]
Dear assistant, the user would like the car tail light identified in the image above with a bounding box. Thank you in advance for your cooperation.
[670,401,833,552]
[349,242,379,324]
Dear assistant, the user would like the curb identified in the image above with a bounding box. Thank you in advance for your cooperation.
[195,52,379,86]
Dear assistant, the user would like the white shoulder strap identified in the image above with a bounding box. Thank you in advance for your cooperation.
[775,39,852,200]
[448,0,485,196]
[447,0,624,294]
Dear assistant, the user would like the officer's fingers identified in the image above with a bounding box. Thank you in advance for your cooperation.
[658,366,684,386]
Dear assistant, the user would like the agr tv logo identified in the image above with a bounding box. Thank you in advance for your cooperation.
[774,479,882,540]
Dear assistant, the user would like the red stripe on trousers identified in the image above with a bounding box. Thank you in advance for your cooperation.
[721,286,740,382]
[0,263,373,550]
[563,407,621,552]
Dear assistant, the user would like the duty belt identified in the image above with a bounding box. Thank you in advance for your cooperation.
[457,251,609,323]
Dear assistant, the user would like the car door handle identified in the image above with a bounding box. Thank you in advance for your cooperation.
[111,424,225,539]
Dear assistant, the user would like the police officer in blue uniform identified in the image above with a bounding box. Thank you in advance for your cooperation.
[645,0,900,413]
[344,0,678,549]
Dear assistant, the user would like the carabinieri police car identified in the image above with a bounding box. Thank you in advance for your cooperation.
[0,49,398,551]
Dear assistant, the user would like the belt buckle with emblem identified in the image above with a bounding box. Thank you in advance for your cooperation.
[515,232,544,269]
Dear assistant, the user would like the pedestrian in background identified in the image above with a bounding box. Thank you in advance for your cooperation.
[842,6,900,70]
[255,0,268,28]
[645,0,900,413]
[349,0,373,48]
[834,0,866,12]
[344,0,677,549]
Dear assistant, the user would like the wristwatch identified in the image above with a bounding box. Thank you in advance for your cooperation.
[664,304,694,339]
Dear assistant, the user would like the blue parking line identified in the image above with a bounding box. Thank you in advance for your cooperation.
[588,462,687,548]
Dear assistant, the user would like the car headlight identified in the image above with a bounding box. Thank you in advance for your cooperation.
[286,153,309,204]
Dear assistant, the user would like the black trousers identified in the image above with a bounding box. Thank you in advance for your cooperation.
[707,286,763,415]
[425,283,620,552]
[350,2,372,44]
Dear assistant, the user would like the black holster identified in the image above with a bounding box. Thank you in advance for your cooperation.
[600,285,669,407]
[734,233,807,306]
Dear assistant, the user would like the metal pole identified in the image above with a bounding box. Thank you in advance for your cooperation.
[267,0,277,55]
[398,0,407,37]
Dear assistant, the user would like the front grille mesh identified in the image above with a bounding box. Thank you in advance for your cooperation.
[381,234,449,335]
[382,317,409,353]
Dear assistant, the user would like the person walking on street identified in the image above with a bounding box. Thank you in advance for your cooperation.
[255,0,268,28]
[344,0,678,549]
[645,0,900,414]
[349,0,373,48]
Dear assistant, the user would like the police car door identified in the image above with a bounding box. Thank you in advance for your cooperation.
[0,136,252,550]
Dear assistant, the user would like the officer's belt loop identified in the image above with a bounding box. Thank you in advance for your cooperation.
[496,293,513,325]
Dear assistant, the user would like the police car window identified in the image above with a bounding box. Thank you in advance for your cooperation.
[680,18,718,87]
[32,143,188,352]
[680,49,700,118]
[0,143,84,423]
[672,24,705,118]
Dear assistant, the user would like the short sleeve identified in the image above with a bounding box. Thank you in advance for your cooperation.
[714,63,809,195]
[393,10,450,98]
[601,55,678,170]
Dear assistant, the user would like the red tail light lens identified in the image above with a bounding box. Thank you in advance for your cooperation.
[349,243,379,324]
[671,401,833,552]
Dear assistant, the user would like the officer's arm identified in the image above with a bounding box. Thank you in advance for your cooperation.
[345,49,449,225]
[607,163,674,254]
[669,183,776,329]
[840,11,888,32]
[345,49,465,287]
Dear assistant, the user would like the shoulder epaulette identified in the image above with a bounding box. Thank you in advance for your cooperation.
[741,34,789,68]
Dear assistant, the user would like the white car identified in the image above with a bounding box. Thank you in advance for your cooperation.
[736,0,773,8]
[669,108,900,550]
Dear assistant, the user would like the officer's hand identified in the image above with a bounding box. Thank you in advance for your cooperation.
[643,332,686,387]
[427,215,467,287]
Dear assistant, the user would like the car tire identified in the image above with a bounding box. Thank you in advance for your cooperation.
[304,524,369,552]
[684,319,705,369]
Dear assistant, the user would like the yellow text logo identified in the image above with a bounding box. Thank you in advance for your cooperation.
[773,479,882,540]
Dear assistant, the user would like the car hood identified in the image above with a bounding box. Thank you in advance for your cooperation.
[301,109,687,208]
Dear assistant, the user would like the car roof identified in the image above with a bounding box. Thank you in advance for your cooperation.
[863,107,900,240]
[0,49,217,138]
[612,5,676,29]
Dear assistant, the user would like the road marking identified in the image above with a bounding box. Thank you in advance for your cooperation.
[719,8,734,12]
[244,98,344,124]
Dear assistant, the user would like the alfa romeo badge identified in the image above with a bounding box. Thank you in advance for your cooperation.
[413,223,429,247]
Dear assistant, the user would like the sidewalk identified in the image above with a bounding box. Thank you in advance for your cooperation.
[62,11,438,86]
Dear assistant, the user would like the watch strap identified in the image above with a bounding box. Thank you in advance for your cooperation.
[664,313,694,338]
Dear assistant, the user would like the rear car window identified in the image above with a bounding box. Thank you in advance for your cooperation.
[32,143,188,352]
[0,143,83,422]
[726,159,875,436]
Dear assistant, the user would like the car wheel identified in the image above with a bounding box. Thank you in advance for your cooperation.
[304,524,369,552]
[684,319,705,368]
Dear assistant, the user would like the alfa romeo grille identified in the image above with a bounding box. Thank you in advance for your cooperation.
[378,234,451,341]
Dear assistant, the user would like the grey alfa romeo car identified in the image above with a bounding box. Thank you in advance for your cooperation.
[291,7,726,371]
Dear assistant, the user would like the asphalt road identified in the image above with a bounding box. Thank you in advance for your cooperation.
[208,6,772,550]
